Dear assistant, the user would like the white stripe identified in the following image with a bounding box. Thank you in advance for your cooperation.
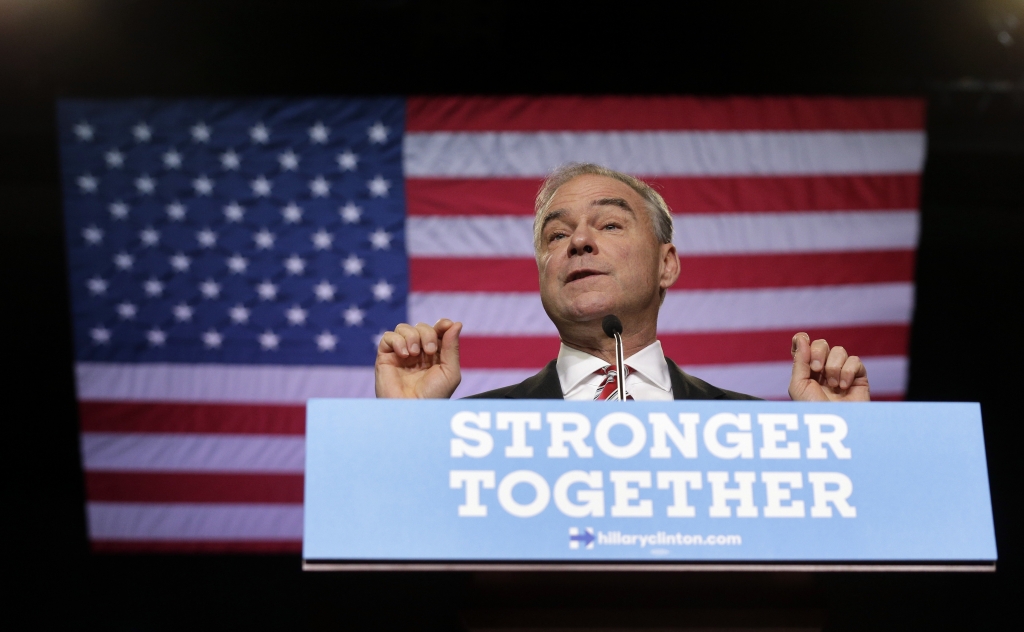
[406,211,920,257]
[404,131,926,177]
[410,284,913,336]
[81,433,305,473]
[87,503,302,540]
[76,362,374,403]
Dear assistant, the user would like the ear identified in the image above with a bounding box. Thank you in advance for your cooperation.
[658,243,680,290]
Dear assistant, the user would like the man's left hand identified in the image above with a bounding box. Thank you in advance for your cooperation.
[789,332,870,402]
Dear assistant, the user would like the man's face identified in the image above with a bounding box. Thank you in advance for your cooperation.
[536,174,679,330]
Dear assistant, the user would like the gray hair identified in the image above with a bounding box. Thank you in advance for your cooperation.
[533,163,674,253]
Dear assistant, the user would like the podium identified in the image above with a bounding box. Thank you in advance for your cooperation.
[302,400,996,571]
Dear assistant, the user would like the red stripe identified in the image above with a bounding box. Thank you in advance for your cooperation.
[459,325,909,369]
[406,175,921,216]
[407,97,926,131]
[79,401,305,434]
[86,472,303,503]
[91,540,301,553]
[411,251,916,293]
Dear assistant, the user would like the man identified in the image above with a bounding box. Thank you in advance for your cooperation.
[375,163,871,402]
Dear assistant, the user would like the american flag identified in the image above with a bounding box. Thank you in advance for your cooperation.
[59,96,925,551]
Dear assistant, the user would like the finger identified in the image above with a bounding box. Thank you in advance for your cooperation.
[809,339,830,373]
[790,332,811,382]
[824,345,849,389]
[439,320,463,368]
[379,331,410,357]
[414,322,439,356]
[394,323,422,356]
[840,355,867,390]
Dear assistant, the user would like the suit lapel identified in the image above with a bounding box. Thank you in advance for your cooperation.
[504,360,564,399]
[666,358,728,400]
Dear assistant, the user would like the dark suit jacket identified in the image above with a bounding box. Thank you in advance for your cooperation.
[465,358,760,400]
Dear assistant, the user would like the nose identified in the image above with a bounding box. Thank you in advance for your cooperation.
[568,225,596,257]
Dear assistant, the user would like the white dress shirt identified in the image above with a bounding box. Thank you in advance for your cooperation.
[556,340,674,401]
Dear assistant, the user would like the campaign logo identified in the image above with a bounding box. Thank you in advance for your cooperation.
[568,527,595,549]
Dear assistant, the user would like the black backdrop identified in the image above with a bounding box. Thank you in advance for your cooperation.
[3,1,1022,629]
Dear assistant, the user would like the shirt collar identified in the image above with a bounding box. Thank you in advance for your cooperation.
[556,340,672,395]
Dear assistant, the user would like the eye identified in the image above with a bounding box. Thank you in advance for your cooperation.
[602,223,620,231]
[548,231,567,242]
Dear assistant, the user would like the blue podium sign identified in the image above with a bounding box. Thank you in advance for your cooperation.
[303,400,996,571]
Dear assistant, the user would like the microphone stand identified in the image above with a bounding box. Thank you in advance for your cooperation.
[602,315,626,400]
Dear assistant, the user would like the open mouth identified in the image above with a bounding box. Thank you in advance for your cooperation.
[566,269,604,283]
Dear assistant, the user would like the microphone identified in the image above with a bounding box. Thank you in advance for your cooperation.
[602,315,626,400]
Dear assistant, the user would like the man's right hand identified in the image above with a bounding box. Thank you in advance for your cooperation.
[375,319,463,398]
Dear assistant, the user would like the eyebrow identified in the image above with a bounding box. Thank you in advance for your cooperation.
[539,198,636,234]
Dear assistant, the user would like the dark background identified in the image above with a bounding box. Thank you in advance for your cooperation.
[3,1,1022,629]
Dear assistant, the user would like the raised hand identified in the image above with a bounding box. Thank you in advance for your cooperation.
[375,318,463,399]
[789,332,870,402]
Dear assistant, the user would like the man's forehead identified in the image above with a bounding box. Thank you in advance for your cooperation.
[546,174,643,209]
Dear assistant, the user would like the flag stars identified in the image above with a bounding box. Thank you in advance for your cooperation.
[368,122,389,144]
[116,302,137,320]
[371,279,395,301]
[229,304,250,324]
[256,280,278,301]
[342,253,364,276]
[190,122,211,143]
[369,228,392,250]
[368,175,391,197]
[104,149,124,168]
[135,174,156,195]
[283,254,306,275]
[144,278,165,297]
[278,149,299,171]
[311,229,333,250]
[285,305,308,326]
[139,227,160,247]
[309,175,330,197]
[316,331,338,351]
[343,305,365,326]
[90,326,111,344]
[224,201,245,222]
[250,122,270,144]
[170,252,191,271]
[226,254,248,274]
[253,228,275,249]
[77,174,98,193]
[73,122,94,141]
[220,149,241,170]
[87,276,108,295]
[281,202,303,224]
[200,279,222,299]
[166,201,187,221]
[259,330,280,350]
[163,149,183,169]
[308,121,330,144]
[251,175,272,197]
[313,280,336,301]
[173,303,194,322]
[192,174,214,196]
[202,329,223,349]
[114,252,134,270]
[337,150,358,171]
[109,201,129,220]
[83,225,104,245]
[196,228,217,248]
[340,202,362,224]
[132,122,152,142]
[146,328,167,346]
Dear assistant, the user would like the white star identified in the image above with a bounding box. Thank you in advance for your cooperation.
[256,280,278,300]
[144,278,164,297]
[309,175,330,197]
[283,254,306,275]
[192,174,213,195]
[190,122,211,143]
[223,201,245,222]
[196,228,217,248]
[220,149,240,170]
[82,225,103,245]
[114,252,134,270]
[285,305,308,325]
[108,201,129,220]
[259,330,280,350]
[339,202,362,224]
[308,121,329,143]
[281,202,303,223]
[343,305,365,326]
[200,279,222,298]
[369,227,392,250]
[104,149,124,168]
[166,201,186,220]
[139,227,160,247]
[86,276,108,295]
[135,174,155,195]
[229,304,250,324]
[336,150,358,171]
[226,254,248,274]
[77,174,98,193]
[146,328,166,346]
[202,329,223,348]
[313,280,336,301]
[316,331,338,351]
[251,175,272,197]
[173,303,193,322]
[73,121,94,141]
[278,149,299,171]
[253,228,275,249]
[368,121,389,144]
[250,122,270,144]
[371,279,395,301]
[170,252,191,271]
[342,253,364,276]
[90,326,110,344]
[163,149,182,169]
[367,175,391,197]
[116,301,137,319]
[132,122,152,142]
[311,228,333,250]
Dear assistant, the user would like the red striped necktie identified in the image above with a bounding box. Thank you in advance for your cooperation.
[594,365,634,401]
